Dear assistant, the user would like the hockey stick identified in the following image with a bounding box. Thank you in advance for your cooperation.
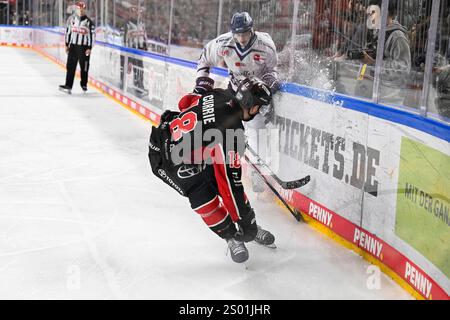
[245,143,310,189]
[244,154,303,222]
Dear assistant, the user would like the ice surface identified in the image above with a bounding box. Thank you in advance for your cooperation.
[0,47,412,299]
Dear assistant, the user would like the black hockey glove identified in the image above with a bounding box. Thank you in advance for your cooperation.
[158,110,180,168]
[160,109,179,123]
[234,208,257,243]
[193,77,215,94]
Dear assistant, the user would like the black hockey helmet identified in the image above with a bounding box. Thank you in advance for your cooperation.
[235,77,272,110]
[230,12,253,34]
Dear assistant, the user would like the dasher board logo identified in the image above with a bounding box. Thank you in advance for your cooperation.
[274,115,380,196]
[395,137,449,279]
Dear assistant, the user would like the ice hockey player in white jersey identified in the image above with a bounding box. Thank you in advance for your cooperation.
[196,12,279,95]
[195,12,280,193]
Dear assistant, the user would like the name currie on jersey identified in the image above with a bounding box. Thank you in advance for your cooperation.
[202,95,215,124]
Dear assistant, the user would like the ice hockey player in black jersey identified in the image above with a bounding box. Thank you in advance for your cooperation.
[148,77,275,264]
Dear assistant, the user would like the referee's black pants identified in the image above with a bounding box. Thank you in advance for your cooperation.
[65,44,90,89]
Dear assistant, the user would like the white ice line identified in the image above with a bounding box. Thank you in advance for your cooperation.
[0,259,17,273]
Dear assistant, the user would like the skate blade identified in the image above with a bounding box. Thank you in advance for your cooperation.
[253,241,277,249]
[59,88,71,94]
[234,260,249,269]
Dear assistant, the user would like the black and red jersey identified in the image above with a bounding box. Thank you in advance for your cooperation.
[151,88,249,222]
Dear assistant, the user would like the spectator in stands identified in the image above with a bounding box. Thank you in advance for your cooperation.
[360,0,411,76]
[332,0,367,60]
[410,17,428,72]
[352,0,411,105]
[412,0,449,70]
[23,10,31,26]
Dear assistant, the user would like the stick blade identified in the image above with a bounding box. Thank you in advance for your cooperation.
[280,175,311,189]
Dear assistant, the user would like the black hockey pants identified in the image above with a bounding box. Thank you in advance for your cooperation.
[65,44,91,89]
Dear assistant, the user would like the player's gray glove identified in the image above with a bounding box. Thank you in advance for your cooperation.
[261,74,280,94]
[193,77,214,94]
[260,75,279,124]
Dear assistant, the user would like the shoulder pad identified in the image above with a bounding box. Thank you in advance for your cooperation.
[215,32,233,44]
[255,32,275,44]
[254,31,276,52]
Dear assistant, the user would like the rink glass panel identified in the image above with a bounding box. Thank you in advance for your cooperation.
[23,0,449,123]
[378,0,449,121]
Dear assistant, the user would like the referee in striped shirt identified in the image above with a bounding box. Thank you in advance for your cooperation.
[59,1,95,94]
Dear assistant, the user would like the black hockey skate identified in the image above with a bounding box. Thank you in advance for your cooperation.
[81,85,88,92]
[226,238,249,263]
[254,226,276,248]
[59,85,72,94]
